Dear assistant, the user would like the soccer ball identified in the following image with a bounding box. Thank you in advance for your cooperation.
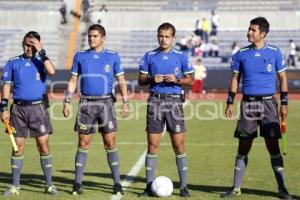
[151,176,173,197]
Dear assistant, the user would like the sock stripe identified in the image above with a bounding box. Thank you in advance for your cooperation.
[78,148,88,153]
[106,148,117,153]
[146,153,157,158]
[271,154,282,158]
[41,154,52,159]
[176,153,187,158]
[12,155,24,160]
[237,154,247,159]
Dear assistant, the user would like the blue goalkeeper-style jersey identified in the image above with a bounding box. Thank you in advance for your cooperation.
[1,55,47,100]
[231,44,287,95]
[139,48,194,94]
[71,48,124,96]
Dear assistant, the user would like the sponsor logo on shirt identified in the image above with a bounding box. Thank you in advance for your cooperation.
[25,62,31,67]
[255,52,261,57]
[93,54,99,59]
[162,55,168,60]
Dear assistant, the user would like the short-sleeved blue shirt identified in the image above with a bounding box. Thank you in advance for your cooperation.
[231,44,287,95]
[71,49,124,96]
[1,55,47,100]
[139,48,194,94]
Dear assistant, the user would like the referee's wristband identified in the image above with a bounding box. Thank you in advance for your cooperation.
[39,49,49,62]
[0,98,9,112]
[226,92,236,105]
[280,92,288,105]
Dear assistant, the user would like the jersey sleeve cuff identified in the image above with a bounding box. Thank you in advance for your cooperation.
[277,67,287,73]
[115,71,125,77]
[232,70,240,74]
[2,81,12,84]
[140,70,148,74]
[71,72,78,76]
[183,70,194,74]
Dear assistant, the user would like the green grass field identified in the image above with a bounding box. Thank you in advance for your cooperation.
[0,100,299,200]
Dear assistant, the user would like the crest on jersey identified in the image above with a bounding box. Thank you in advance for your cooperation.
[93,54,99,59]
[267,63,272,72]
[174,67,179,75]
[255,52,261,57]
[25,62,31,67]
[36,72,41,80]
[162,55,168,60]
[105,64,110,72]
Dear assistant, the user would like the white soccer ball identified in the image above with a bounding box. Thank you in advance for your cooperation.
[151,176,173,197]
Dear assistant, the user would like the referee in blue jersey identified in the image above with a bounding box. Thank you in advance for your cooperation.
[223,17,292,200]
[138,23,194,197]
[0,31,57,195]
[63,24,128,195]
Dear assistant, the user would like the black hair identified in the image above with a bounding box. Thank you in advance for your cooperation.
[250,17,269,35]
[88,24,106,36]
[157,22,176,36]
[23,31,41,43]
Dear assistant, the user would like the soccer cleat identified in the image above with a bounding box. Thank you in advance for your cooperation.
[113,183,124,195]
[72,183,83,195]
[278,189,293,200]
[3,185,20,196]
[44,185,58,195]
[139,182,154,197]
[221,187,241,198]
[180,187,191,197]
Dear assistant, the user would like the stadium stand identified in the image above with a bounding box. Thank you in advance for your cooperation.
[89,0,300,11]
[0,0,72,69]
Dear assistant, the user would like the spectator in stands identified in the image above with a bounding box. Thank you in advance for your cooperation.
[63,24,127,196]
[231,41,240,55]
[287,39,296,67]
[192,58,207,94]
[0,31,57,196]
[59,0,67,24]
[81,0,90,22]
[201,18,210,43]
[210,10,219,36]
[194,19,202,36]
[208,38,219,57]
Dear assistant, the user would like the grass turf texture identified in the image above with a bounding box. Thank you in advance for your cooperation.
[0,100,299,200]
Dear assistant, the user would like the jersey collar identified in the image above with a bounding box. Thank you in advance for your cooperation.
[158,47,174,54]
[250,43,267,51]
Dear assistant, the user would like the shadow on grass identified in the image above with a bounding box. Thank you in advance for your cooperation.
[1,171,299,199]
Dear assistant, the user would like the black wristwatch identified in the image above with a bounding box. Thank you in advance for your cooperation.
[39,49,49,62]
[39,49,46,57]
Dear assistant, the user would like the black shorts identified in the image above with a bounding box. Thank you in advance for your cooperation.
[146,96,186,134]
[74,98,118,134]
[10,103,53,138]
[235,97,280,139]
